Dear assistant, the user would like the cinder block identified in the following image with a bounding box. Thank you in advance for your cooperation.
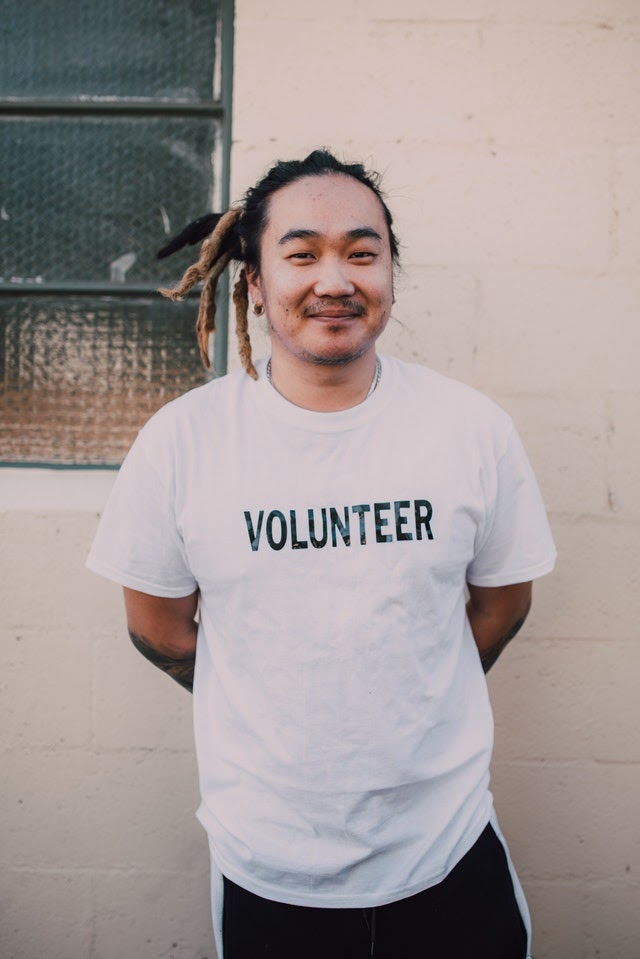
[237,0,357,19]
[491,392,609,517]
[233,22,487,146]
[382,145,611,271]
[377,266,476,381]
[4,749,203,871]
[614,147,640,271]
[587,641,640,763]
[474,271,640,391]
[480,24,640,146]
[493,0,640,25]
[93,634,195,750]
[526,877,640,959]
[0,467,116,512]
[91,868,214,959]
[491,760,640,882]
[607,391,640,518]
[528,519,639,641]
[355,0,499,20]
[0,868,93,959]
[489,639,640,763]
[1,628,92,748]
[583,879,640,958]
[0,512,125,631]
[524,879,589,959]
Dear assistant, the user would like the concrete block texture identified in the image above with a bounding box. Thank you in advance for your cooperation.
[614,147,640,269]
[358,0,639,22]
[4,0,639,955]
[489,392,609,517]
[529,519,639,641]
[492,0,640,25]
[382,146,612,271]
[473,270,640,391]
[606,391,640,518]
[489,639,640,763]
[236,14,640,148]
[0,867,214,959]
[479,24,640,147]
[0,869,94,959]
[491,760,640,882]
[4,748,203,871]
[525,879,640,959]
[0,511,123,631]
[1,628,92,749]
[91,869,214,959]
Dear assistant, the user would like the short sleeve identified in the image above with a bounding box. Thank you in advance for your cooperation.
[86,427,198,598]
[466,425,556,587]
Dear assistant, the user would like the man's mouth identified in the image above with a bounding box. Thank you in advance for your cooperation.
[304,301,365,320]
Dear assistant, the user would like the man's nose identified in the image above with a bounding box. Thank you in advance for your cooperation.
[313,259,356,298]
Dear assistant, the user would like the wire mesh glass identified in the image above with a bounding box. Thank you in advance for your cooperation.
[0,296,210,466]
[0,0,227,466]
[0,116,220,287]
[1,0,220,101]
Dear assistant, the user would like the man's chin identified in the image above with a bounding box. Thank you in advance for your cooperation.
[299,338,375,368]
[307,352,364,367]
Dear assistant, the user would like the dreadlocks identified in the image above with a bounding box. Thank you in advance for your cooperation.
[158,149,400,379]
[158,207,254,376]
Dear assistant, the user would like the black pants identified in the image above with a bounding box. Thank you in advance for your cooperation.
[222,824,528,958]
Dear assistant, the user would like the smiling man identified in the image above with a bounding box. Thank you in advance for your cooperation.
[87,150,556,959]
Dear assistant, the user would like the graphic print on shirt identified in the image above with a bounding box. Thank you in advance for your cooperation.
[244,499,434,552]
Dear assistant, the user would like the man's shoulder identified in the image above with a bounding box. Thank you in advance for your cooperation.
[386,356,510,424]
[128,367,257,463]
[147,365,253,425]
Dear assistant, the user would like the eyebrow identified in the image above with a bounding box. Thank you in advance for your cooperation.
[278,227,384,245]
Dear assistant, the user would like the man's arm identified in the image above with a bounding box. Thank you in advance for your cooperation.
[123,587,199,692]
[466,581,532,673]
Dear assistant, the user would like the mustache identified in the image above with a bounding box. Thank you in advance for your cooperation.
[302,299,366,318]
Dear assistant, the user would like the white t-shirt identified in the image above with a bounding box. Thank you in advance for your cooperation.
[87,355,556,909]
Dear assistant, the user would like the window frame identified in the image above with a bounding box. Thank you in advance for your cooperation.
[0,0,235,470]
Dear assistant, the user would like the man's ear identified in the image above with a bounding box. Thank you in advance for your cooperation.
[246,268,262,308]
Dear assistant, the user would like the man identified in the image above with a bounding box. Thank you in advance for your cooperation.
[87,150,556,958]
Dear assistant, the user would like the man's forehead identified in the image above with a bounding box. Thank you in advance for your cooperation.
[264,174,388,238]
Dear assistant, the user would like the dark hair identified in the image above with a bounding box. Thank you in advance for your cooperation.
[159,149,399,378]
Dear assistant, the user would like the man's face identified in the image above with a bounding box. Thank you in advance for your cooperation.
[247,174,394,369]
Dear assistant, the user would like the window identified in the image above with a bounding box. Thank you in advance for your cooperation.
[0,0,233,466]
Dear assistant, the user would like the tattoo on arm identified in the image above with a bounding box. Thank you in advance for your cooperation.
[480,616,527,674]
[128,630,195,693]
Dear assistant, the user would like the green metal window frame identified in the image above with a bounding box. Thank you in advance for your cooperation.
[0,1,234,468]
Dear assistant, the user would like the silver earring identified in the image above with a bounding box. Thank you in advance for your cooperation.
[252,303,265,316]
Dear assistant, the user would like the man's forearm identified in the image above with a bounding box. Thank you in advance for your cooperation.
[123,587,199,692]
[128,629,196,692]
[468,613,528,673]
[466,582,532,674]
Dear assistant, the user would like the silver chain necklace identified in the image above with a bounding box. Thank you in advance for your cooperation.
[266,356,382,399]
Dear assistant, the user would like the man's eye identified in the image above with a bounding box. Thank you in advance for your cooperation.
[350,251,376,260]
[289,252,315,261]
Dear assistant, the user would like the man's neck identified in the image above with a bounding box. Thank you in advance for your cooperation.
[267,350,380,412]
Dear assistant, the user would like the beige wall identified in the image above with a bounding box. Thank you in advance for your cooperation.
[3,2,639,957]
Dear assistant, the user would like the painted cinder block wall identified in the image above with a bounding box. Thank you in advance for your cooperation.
[3,2,639,957]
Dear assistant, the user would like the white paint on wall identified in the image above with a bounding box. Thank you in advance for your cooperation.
[4,3,640,958]
[0,469,116,512]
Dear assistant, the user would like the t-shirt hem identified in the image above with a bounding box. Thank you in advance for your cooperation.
[203,813,492,911]
[466,551,557,588]
[85,556,197,598]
